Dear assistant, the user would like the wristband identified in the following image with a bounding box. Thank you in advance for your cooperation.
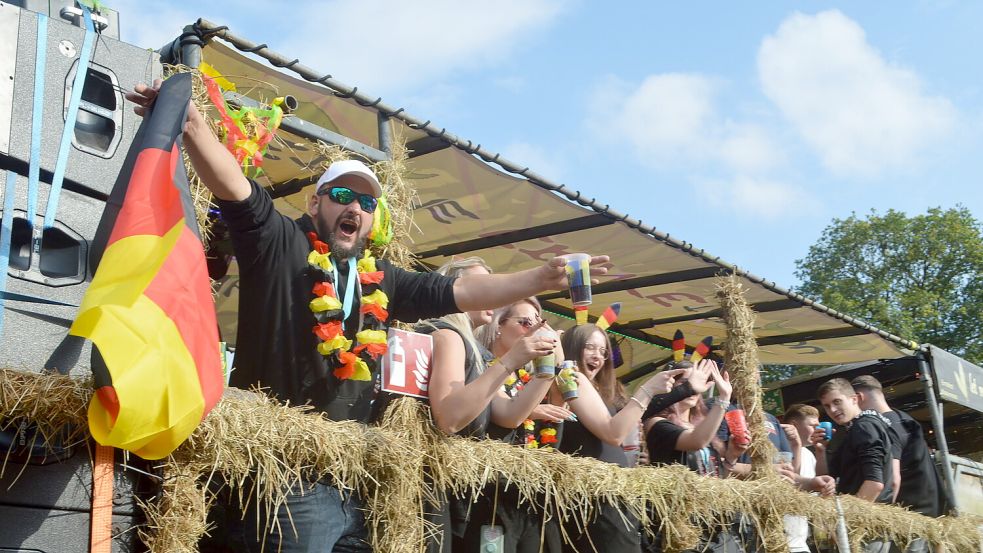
[706,398,728,410]
[629,395,649,409]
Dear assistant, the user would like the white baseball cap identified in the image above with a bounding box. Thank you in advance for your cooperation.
[315,159,382,197]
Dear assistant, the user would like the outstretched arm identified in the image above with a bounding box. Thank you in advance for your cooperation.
[452,256,609,312]
[127,80,250,201]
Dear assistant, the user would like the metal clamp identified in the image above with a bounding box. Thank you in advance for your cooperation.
[59,6,109,31]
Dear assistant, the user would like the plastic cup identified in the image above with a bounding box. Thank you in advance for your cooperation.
[773,451,793,465]
[818,421,833,440]
[557,362,579,400]
[724,409,750,446]
[532,328,557,379]
[560,253,592,307]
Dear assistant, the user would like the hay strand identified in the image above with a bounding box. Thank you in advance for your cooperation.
[2,366,980,553]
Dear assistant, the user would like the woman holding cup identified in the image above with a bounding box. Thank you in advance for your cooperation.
[454,297,569,553]
[551,324,686,553]
[377,258,564,552]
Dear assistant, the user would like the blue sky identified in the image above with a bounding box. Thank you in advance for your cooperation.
[117,1,983,290]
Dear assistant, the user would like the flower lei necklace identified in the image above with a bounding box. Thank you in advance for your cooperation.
[307,232,389,381]
[501,364,559,450]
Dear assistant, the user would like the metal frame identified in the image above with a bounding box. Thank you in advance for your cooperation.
[920,351,960,514]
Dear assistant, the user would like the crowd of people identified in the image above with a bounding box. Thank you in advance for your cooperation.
[127,82,948,553]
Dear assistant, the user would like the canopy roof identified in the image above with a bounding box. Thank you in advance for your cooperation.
[193,23,917,380]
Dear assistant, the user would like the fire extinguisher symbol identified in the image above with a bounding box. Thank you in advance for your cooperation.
[388,335,406,387]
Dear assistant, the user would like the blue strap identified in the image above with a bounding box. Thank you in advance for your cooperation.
[0,170,18,338]
[27,13,47,255]
[43,6,94,230]
[332,257,359,331]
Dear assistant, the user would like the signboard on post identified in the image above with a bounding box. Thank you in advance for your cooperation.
[930,345,983,413]
[380,328,433,399]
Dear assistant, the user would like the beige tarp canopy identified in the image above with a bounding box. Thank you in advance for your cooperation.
[199,34,915,383]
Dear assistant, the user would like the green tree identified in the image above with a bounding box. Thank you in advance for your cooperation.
[795,206,983,365]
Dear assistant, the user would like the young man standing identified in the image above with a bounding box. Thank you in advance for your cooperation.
[817,378,895,553]
[127,81,607,552]
[781,403,836,553]
[852,375,943,553]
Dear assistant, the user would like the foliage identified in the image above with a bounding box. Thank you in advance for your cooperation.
[795,206,983,364]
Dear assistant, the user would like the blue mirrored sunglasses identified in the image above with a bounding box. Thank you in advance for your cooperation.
[318,186,378,213]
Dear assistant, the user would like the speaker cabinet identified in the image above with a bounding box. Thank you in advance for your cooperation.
[0,2,161,198]
[0,434,152,552]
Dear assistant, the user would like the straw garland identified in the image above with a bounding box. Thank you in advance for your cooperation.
[2,367,980,553]
[717,275,778,475]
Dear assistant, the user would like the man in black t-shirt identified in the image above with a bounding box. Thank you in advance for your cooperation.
[852,375,942,553]
[818,378,894,553]
[128,81,608,553]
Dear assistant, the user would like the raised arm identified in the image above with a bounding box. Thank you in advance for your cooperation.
[127,80,250,201]
[568,368,683,446]
[452,256,609,312]
[672,364,731,452]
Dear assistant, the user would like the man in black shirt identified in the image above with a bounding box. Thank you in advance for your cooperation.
[818,378,894,553]
[852,375,942,553]
[128,82,608,552]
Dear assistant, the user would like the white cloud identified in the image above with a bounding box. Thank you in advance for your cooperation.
[587,73,784,173]
[719,123,784,174]
[758,10,957,177]
[115,0,568,97]
[501,141,564,181]
[586,72,801,220]
[696,175,816,219]
[280,0,568,95]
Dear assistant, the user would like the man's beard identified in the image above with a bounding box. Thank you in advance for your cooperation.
[314,211,366,259]
[328,233,367,260]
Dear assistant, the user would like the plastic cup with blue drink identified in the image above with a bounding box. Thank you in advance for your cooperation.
[532,327,557,379]
[818,421,833,440]
[556,361,580,400]
[560,253,592,307]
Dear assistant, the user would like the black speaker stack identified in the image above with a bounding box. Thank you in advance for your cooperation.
[0,1,161,375]
[1,2,165,551]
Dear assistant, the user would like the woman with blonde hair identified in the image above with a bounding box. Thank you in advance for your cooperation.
[411,257,563,553]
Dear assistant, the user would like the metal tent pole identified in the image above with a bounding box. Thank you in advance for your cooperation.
[918,351,959,514]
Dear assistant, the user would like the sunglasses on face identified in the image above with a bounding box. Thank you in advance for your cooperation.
[505,316,541,329]
[318,186,378,213]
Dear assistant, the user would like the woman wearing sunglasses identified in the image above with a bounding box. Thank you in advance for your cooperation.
[444,298,569,553]
[369,258,562,552]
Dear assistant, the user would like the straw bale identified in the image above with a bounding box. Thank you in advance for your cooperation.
[716,275,777,475]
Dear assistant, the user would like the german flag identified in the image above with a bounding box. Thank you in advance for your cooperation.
[70,73,223,460]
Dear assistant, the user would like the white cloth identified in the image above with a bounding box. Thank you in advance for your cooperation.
[785,448,817,552]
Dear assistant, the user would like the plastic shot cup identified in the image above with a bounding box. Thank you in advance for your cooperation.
[556,361,579,400]
[560,253,592,307]
[818,421,833,440]
[773,451,794,465]
[532,328,557,379]
[724,409,750,446]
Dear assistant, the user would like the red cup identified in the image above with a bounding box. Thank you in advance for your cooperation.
[725,409,750,446]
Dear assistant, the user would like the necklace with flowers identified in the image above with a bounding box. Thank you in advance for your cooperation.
[500,364,559,450]
[307,232,389,381]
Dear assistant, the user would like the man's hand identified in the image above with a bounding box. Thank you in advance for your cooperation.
[539,256,610,291]
[810,475,836,496]
[781,423,802,451]
[775,463,797,484]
